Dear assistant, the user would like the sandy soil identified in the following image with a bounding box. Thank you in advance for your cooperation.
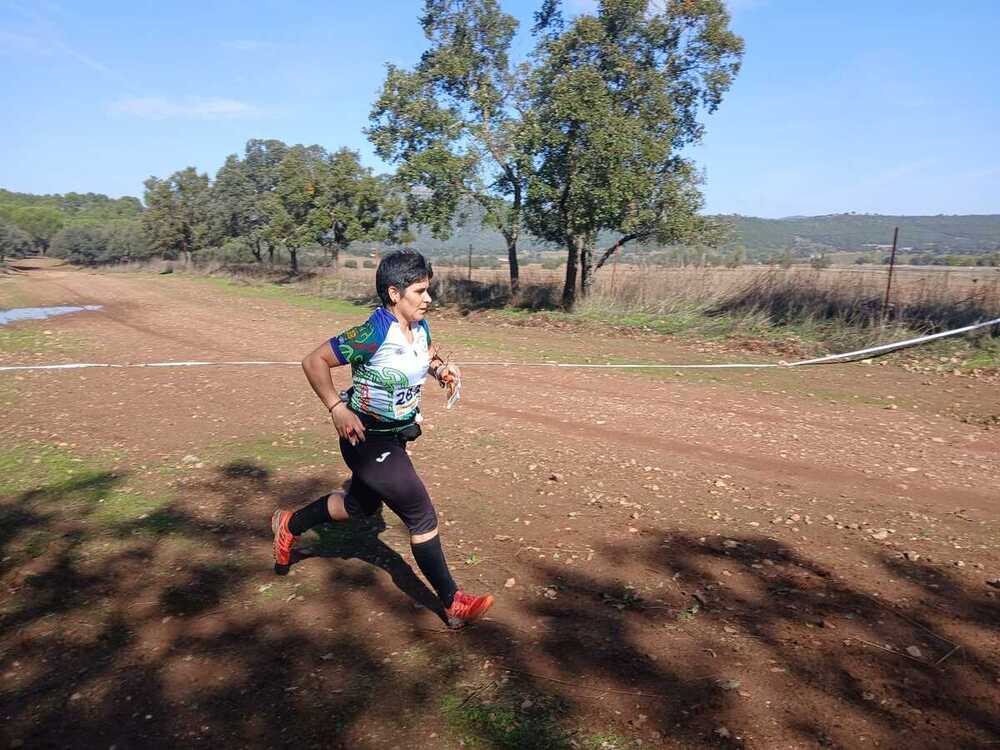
[1,267,998,749]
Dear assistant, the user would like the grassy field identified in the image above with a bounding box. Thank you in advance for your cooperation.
[436,264,999,365]
[87,258,1000,368]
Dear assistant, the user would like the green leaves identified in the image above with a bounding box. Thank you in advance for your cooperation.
[524,0,743,306]
[1,206,64,253]
[368,0,529,288]
[142,167,209,260]
[0,222,34,260]
[142,167,212,262]
[0,190,143,259]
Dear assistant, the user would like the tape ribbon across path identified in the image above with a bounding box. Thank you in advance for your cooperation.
[1,317,998,373]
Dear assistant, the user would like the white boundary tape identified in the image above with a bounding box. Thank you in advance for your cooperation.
[0,317,997,374]
[0,360,300,372]
[463,316,1000,369]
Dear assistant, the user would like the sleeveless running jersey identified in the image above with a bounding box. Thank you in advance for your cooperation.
[329,307,431,423]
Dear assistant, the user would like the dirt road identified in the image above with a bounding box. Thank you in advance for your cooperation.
[2,268,998,749]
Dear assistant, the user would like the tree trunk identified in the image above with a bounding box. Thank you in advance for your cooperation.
[331,245,341,270]
[505,232,519,294]
[580,240,594,299]
[508,184,522,293]
[562,235,583,309]
[268,245,275,265]
[250,239,263,264]
[289,247,299,274]
[180,231,191,267]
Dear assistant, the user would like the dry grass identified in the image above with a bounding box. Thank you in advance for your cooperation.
[97,258,1000,355]
[428,264,999,356]
[708,268,1000,332]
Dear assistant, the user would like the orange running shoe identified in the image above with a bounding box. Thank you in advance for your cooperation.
[271,509,298,575]
[445,590,494,629]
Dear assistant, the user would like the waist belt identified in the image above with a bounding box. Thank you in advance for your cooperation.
[355,408,422,443]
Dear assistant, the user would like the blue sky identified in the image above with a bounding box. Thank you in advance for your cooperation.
[1,0,998,217]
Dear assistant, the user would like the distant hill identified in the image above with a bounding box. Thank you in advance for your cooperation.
[0,189,143,225]
[408,203,1000,258]
[720,213,1000,254]
[2,186,996,260]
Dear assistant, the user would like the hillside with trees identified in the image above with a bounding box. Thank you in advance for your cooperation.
[0,189,144,260]
[408,204,1000,259]
[721,213,1000,255]
[4,179,998,269]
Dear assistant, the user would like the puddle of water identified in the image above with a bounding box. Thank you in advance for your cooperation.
[0,305,103,326]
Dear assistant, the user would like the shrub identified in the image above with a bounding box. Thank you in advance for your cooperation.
[48,221,152,265]
[49,225,109,264]
[0,222,34,259]
[105,221,153,262]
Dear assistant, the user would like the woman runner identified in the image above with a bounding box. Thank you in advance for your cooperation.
[270,249,494,628]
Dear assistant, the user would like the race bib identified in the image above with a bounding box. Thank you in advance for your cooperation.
[392,384,421,418]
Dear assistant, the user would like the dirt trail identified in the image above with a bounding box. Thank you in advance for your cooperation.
[2,268,998,750]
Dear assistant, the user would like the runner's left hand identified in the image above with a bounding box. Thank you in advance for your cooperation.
[438,363,461,387]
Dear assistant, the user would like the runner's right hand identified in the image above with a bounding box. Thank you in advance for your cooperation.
[331,403,366,445]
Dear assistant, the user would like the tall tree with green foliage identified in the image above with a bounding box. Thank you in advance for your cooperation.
[368,0,531,291]
[104,221,153,263]
[525,0,743,307]
[264,145,329,274]
[142,168,212,264]
[309,149,415,267]
[211,139,295,265]
[210,154,268,262]
[241,139,291,264]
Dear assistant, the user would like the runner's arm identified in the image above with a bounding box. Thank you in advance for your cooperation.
[301,341,367,444]
[301,341,346,411]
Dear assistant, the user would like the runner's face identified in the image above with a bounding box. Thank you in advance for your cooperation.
[389,278,432,323]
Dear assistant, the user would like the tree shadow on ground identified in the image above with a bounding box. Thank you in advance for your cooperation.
[2,464,998,749]
[293,513,445,617]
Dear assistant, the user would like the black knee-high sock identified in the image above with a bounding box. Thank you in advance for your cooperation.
[411,535,458,608]
[288,494,333,535]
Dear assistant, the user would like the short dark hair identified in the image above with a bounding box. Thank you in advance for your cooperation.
[375,250,433,306]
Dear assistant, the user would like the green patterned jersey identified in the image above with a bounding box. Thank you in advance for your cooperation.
[329,307,431,423]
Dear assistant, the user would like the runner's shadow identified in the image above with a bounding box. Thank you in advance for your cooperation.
[292,512,445,618]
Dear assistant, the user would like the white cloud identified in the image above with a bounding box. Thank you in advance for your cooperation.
[110,97,264,120]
